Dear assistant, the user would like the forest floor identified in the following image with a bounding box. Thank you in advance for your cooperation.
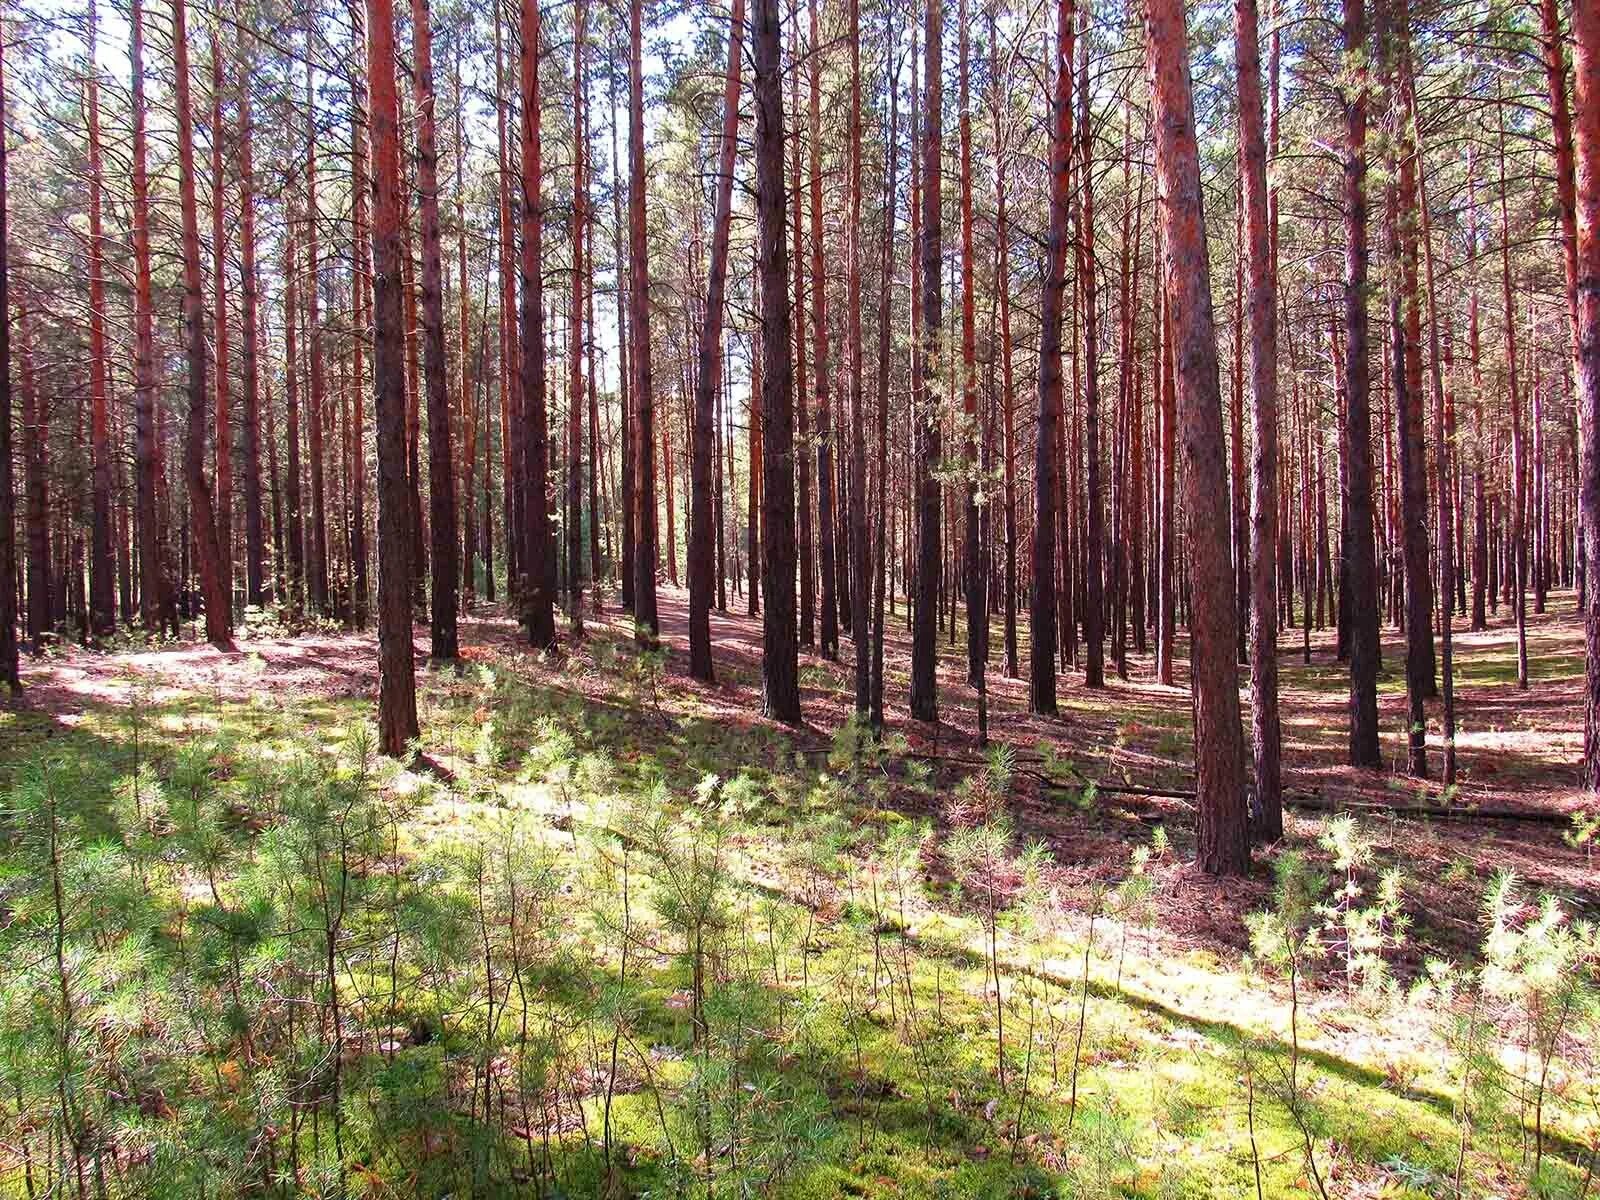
[2,585,1595,1198]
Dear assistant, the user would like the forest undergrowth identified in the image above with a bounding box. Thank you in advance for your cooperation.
[1,594,1597,1199]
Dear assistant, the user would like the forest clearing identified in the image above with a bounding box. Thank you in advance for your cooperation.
[1,0,1600,1190]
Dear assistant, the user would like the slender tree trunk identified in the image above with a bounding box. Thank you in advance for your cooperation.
[1031,0,1074,715]
[19,312,47,651]
[909,0,943,723]
[1077,18,1105,688]
[1578,0,1600,789]
[1498,98,1529,689]
[521,0,556,646]
[411,0,459,659]
[171,0,232,648]
[304,31,329,617]
[689,0,745,680]
[238,42,266,610]
[130,0,170,636]
[629,0,660,642]
[848,0,869,714]
[567,0,589,634]
[1236,0,1282,835]
[808,0,837,662]
[1145,0,1249,874]
[85,0,114,638]
[366,0,420,755]
[348,28,371,626]
[1341,0,1381,768]
[0,18,15,689]
[871,25,901,727]
[210,33,233,625]
[754,0,800,721]
[958,0,983,696]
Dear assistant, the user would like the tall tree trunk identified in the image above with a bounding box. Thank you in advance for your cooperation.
[130,0,170,636]
[0,17,15,689]
[809,0,837,663]
[753,0,800,721]
[1030,0,1074,715]
[238,41,266,610]
[521,0,556,646]
[495,0,520,598]
[1341,0,1381,768]
[1236,0,1282,835]
[1579,0,1600,790]
[909,0,943,723]
[348,29,371,626]
[19,312,47,650]
[958,0,983,698]
[848,0,869,714]
[412,0,459,659]
[304,30,329,617]
[85,0,114,638]
[366,0,420,755]
[1077,16,1105,689]
[689,0,746,681]
[568,0,589,634]
[1144,0,1249,874]
[871,24,901,728]
[172,0,232,648]
[210,33,233,625]
[629,0,660,642]
[789,1,813,651]
[1498,97,1529,689]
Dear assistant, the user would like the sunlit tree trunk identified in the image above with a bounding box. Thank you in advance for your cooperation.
[628,0,660,643]
[367,0,420,755]
[1576,0,1600,788]
[85,0,114,638]
[871,24,900,728]
[1236,0,1282,833]
[909,0,943,722]
[1145,0,1248,873]
[754,0,800,721]
[0,18,15,688]
[130,0,171,635]
[1077,14,1104,689]
[171,0,232,648]
[689,0,745,680]
[411,0,458,658]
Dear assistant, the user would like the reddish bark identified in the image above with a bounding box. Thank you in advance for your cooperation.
[569,0,589,633]
[129,0,170,635]
[1144,0,1248,873]
[688,0,746,680]
[210,33,233,624]
[172,0,232,648]
[366,0,420,756]
[848,0,869,714]
[909,0,943,723]
[1236,0,1282,833]
[304,29,329,616]
[1580,0,1600,790]
[86,0,114,637]
[1077,20,1104,689]
[628,0,660,642]
[0,19,14,687]
[412,0,459,659]
[237,41,265,609]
